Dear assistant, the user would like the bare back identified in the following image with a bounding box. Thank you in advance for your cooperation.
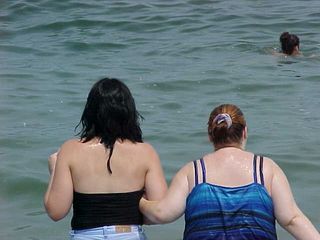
[65,138,160,194]
[66,139,149,193]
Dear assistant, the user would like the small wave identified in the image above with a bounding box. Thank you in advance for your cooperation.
[0,44,54,56]
[7,2,41,16]
[13,225,32,231]
[145,80,202,92]
[159,102,182,110]
[63,41,127,51]
[20,19,111,33]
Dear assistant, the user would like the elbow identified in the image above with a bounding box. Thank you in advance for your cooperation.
[286,215,299,228]
[49,214,63,222]
[151,208,172,224]
[143,215,163,225]
[140,198,172,224]
[280,214,300,229]
[141,207,168,224]
[44,200,67,221]
[151,211,165,224]
[47,211,65,222]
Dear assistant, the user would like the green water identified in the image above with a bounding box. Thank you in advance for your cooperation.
[1,0,320,239]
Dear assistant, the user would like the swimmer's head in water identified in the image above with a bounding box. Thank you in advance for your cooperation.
[280,32,300,55]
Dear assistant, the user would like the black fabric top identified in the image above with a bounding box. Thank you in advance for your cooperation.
[71,189,144,230]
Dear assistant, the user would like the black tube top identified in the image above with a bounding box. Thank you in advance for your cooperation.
[71,189,144,230]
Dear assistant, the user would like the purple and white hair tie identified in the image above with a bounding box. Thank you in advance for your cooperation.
[213,113,232,129]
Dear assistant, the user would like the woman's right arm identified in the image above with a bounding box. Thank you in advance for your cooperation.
[140,163,190,224]
[44,140,74,221]
[271,161,320,239]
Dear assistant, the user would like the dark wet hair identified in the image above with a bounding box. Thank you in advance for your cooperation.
[208,104,246,148]
[280,32,299,55]
[76,77,143,174]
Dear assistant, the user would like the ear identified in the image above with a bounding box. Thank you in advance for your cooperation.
[208,134,213,143]
[243,126,248,140]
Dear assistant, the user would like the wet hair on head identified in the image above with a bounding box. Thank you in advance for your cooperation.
[76,77,143,174]
[280,32,299,55]
[208,104,246,147]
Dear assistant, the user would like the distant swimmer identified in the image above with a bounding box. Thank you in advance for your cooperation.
[279,32,300,56]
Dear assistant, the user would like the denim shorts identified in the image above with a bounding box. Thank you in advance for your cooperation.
[70,225,147,240]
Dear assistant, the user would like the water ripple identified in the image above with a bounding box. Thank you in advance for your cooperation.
[1,1,320,239]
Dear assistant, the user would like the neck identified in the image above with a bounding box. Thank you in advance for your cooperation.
[214,144,244,151]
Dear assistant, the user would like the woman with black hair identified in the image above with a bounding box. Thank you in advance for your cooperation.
[44,77,167,239]
[280,32,300,56]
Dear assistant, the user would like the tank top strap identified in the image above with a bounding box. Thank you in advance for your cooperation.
[259,156,265,186]
[253,154,258,183]
[193,160,199,186]
[199,158,206,183]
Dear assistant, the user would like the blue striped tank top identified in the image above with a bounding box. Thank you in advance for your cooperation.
[184,155,277,240]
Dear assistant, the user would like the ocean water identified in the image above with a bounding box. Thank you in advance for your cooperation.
[1,0,320,239]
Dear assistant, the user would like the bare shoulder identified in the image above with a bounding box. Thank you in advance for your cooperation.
[181,161,194,173]
[137,141,156,150]
[262,156,276,168]
[258,156,279,192]
[176,160,203,193]
[263,156,283,173]
[60,138,82,148]
[262,156,290,192]
[260,156,282,177]
[58,139,82,158]
[136,141,159,157]
[272,51,286,57]
[179,160,198,184]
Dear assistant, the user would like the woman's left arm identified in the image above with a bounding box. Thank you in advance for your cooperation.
[44,141,74,221]
[143,143,168,201]
[271,160,320,239]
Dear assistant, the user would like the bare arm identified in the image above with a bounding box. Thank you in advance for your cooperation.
[143,143,168,201]
[271,162,320,239]
[44,141,74,221]
[140,163,190,224]
[140,144,167,224]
